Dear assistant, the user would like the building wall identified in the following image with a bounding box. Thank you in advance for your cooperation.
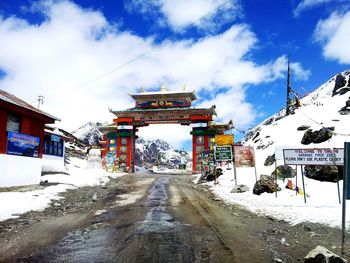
[0,103,56,186]
[0,108,46,157]
[0,154,42,187]
[0,108,7,154]
[42,154,65,173]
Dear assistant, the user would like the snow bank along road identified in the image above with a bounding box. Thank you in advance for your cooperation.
[0,173,347,262]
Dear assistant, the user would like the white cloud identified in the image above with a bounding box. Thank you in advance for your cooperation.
[0,0,309,147]
[198,86,256,129]
[125,0,241,32]
[293,0,331,17]
[313,11,350,64]
[137,124,192,148]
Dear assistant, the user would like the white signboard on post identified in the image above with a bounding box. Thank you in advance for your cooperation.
[283,148,344,165]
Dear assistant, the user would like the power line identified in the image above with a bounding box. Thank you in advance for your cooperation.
[298,110,350,137]
[57,0,233,94]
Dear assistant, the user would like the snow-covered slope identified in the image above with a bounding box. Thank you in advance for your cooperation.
[71,122,105,146]
[243,70,350,174]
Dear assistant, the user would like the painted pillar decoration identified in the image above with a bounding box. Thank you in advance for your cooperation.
[190,116,213,173]
[113,117,134,172]
[101,135,107,158]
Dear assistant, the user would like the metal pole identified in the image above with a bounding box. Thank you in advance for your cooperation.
[341,142,349,255]
[275,159,278,198]
[252,147,258,182]
[301,165,307,204]
[233,164,237,186]
[295,165,298,196]
[332,148,341,204]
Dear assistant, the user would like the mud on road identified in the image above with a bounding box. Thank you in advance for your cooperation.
[0,173,348,263]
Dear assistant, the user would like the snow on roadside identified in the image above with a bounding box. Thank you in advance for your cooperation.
[0,157,125,221]
[206,165,350,229]
[0,184,75,221]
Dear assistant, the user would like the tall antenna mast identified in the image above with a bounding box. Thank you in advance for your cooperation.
[286,56,292,116]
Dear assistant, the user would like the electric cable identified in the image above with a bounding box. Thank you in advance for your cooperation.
[55,0,233,95]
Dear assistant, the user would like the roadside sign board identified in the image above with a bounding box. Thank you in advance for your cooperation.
[7,131,40,158]
[215,145,232,161]
[275,146,294,160]
[283,148,344,165]
[215,134,234,146]
[234,146,255,167]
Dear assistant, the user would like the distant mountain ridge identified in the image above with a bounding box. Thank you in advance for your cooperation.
[71,122,189,168]
[135,138,189,168]
[71,122,105,146]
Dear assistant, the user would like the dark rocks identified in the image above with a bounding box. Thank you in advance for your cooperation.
[304,165,343,182]
[264,154,275,166]
[339,87,350,95]
[332,74,347,96]
[304,246,346,263]
[301,128,333,145]
[231,184,249,193]
[257,141,274,150]
[200,168,223,182]
[313,128,334,143]
[297,125,311,131]
[339,99,350,115]
[339,107,350,115]
[264,117,274,126]
[253,175,281,195]
[301,129,314,145]
[272,165,296,179]
[252,131,260,141]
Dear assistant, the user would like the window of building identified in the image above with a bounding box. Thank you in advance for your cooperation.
[7,112,21,132]
[44,136,64,157]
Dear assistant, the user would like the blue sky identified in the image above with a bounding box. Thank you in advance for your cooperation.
[0,0,350,151]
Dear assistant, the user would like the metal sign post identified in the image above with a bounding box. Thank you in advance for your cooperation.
[341,142,350,255]
[275,158,278,198]
[300,165,307,203]
[331,148,342,204]
[295,166,298,196]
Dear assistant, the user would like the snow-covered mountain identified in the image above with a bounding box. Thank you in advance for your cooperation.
[135,138,189,168]
[243,70,350,173]
[71,122,189,167]
[71,122,105,146]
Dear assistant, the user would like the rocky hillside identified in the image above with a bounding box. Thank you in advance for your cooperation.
[243,70,350,173]
[71,122,105,146]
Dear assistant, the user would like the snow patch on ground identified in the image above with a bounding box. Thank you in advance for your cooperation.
[115,191,144,206]
[0,158,125,221]
[206,165,349,228]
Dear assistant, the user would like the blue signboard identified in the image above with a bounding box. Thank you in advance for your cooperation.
[7,132,40,158]
[51,135,60,142]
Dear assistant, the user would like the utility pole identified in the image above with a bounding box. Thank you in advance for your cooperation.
[37,95,45,109]
[286,56,292,116]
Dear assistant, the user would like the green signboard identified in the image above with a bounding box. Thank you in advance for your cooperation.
[215,145,232,161]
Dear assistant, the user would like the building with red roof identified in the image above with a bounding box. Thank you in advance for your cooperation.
[0,89,61,187]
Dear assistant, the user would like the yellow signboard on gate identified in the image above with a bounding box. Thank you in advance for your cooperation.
[215,134,234,146]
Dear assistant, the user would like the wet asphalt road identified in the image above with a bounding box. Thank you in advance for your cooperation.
[4,173,345,263]
[16,174,241,263]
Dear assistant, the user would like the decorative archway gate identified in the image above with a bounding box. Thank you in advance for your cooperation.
[100,86,229,173]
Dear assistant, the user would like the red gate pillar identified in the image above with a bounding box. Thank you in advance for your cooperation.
[113,117,134,173]
[191,115,212,173]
